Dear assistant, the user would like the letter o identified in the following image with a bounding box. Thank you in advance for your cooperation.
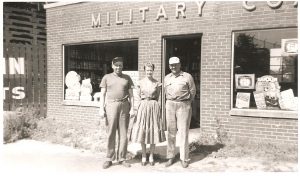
[243,1,256,11]
[267,1,283,9]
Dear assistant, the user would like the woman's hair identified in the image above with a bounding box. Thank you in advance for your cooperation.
[143,62,155,71]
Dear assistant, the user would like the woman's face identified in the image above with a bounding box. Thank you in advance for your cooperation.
[145,66,154,78]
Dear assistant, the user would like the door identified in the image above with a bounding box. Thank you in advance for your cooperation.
[163,35,201,129]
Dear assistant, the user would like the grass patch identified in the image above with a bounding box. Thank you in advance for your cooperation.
[31,118,108,153]
[189,135,298,162]
[3,107,42,143]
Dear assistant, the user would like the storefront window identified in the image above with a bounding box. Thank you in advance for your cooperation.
[63,40,138,101]
[232,28,297,111]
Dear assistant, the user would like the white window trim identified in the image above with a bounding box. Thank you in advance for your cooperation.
[62,100,100,107]
[230,108,298,119]
[230,31,298,119]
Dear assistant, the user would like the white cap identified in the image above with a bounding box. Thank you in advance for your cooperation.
[169,57,180,64]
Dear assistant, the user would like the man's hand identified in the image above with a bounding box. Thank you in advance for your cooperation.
[99,108,106,118]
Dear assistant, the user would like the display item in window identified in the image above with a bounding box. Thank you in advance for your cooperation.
[279,89,298,111]
[80,78,93,101]
[235,92,251,108]
[255,75,281,109]
[65,71,81,100]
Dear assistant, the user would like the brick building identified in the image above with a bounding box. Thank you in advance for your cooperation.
[45,1,298,144]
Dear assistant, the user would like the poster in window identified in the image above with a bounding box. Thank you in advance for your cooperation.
[235,74,255,89]
[235,92,250,108]
[282,39,298,55]
[279,89,297,111]
[253,91,266,109]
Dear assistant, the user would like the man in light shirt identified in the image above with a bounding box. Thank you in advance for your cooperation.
[99,57,135,169]
[164,56,196,168]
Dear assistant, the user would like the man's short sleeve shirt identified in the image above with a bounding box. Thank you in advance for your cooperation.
[100,73,134,100]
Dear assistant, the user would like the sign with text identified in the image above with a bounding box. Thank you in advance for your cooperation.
[253,91,266,109]
[235,92,250,109]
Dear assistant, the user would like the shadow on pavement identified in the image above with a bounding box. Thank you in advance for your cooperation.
[189,143,224,164]
[127,143,225,165]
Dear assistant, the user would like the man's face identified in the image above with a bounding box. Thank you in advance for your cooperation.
[169,63,181,74]
[112,62,123,75]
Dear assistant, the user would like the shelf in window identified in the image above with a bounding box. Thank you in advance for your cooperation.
[230,108,298,119]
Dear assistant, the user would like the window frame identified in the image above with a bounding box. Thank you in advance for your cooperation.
[62,38,139,107]
[230,28,298,119]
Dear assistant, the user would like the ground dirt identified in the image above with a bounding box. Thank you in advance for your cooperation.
[3,118,297,174]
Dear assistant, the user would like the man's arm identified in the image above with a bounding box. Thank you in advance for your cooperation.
[188,74,196,101]
[99,87,107,118]
[128,88,135,117]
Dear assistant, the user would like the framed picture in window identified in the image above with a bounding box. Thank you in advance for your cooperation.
[282,38,298,55]
[235,74,255,89]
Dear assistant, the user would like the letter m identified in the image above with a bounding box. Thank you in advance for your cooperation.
[92,13,101,27]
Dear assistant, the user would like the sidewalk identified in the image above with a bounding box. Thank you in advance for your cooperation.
[1,129,298,175]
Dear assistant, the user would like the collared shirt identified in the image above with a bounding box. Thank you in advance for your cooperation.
[100,73,134,100]
[164,71,196,101]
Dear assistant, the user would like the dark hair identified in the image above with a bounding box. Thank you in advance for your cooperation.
[112,57,124,64]
[143,62,155,71]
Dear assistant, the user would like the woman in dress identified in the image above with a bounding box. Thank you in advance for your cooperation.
[130,62,166,166]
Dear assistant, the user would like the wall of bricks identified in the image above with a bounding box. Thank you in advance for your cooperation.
[46,2,298,144]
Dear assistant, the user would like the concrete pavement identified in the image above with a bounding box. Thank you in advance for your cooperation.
[1,128,298,175]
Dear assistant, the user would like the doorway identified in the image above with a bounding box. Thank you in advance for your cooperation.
[163,35,201,129]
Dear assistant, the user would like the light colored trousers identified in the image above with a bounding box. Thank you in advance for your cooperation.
[166,100,192,161]
[105,101,130,161]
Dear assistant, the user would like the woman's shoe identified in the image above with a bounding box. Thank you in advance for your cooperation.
[149,155,154,166]
[141,157,147,166]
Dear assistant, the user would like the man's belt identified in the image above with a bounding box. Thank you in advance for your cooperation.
[111,95,129,102]
[141,97,156,101]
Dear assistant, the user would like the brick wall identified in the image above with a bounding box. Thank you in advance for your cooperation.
[46,2,298,143]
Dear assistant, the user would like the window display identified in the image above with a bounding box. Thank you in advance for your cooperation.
[232,28,297,110]
[64,40,138,101]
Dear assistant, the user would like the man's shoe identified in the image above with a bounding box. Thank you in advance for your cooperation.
[165,158,175,167]
[181,160,189,168]
[120,161,131,168]
[102,161,112,169]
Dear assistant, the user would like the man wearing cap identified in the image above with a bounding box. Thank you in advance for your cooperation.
[99,57,135,169]
[164,56,196,168]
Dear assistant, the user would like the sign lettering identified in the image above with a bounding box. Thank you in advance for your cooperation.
[92,1,296,28]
